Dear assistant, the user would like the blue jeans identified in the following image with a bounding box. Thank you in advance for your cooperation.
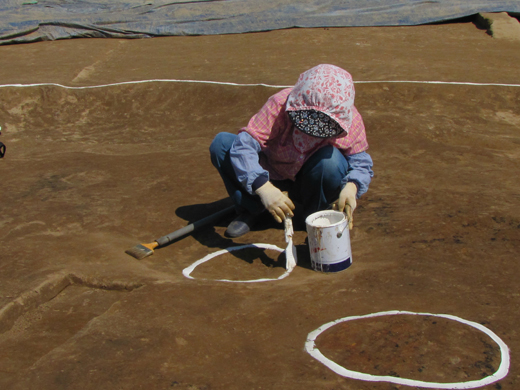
[209,132,351,218]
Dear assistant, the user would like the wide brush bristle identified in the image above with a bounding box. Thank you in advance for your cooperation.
[285,239,297,272]
[125,244,154,260]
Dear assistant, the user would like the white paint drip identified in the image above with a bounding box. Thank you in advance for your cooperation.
[182,243,291,283]
[305,310,510,389]
[0,79,519,91]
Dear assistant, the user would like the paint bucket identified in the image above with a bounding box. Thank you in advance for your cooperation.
[305,210,352,272]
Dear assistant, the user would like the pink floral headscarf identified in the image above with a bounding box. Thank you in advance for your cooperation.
[286,64,355,137]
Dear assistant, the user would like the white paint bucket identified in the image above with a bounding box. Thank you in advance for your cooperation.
[305,210,352,272]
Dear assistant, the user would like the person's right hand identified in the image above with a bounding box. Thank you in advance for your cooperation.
[255,182,295,223]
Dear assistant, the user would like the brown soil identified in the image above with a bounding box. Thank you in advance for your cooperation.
[1,19,520,390]
[189,247,287,281]
[315,314,501,382]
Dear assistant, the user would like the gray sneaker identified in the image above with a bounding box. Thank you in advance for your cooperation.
[225,212,259,238]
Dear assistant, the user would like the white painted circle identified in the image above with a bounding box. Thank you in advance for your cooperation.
[305,310,510,389]
[182,243,291,283]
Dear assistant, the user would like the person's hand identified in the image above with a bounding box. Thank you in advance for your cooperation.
[334,182,357,230]
[255,182,295,223]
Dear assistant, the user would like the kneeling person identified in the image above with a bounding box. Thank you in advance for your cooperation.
[210,64,374,238]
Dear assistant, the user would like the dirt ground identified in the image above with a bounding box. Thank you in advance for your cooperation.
[1,18,520,390]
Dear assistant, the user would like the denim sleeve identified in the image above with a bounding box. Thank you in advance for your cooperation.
[230,132,270,195]
[341,151,374,198]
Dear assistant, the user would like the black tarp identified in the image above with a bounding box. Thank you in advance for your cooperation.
[1,0,520,45]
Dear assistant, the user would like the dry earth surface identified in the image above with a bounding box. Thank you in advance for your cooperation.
[1,16,520,390]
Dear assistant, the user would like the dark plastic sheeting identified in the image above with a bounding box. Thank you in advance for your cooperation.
[1,0,520,45]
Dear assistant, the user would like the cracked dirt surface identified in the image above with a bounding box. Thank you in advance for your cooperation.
[1,17,520,390]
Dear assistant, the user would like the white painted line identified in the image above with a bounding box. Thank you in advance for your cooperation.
[0,79,519,90]
[182,243,291,283]
[305,310,510,389]
[0,80,292,90]
[355,80,520,87]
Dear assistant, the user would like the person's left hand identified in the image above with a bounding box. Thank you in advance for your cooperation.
[333,182,357,230]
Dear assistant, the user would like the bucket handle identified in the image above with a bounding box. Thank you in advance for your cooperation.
[336,205,353,238]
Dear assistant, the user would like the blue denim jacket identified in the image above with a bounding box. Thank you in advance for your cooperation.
[230,131,374,197]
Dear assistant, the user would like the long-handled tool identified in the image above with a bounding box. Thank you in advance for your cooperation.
[125,205,235,260]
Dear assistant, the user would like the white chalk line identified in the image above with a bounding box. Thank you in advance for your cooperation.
[0,79,520,90]
[0,80,291,90]
[305,310,510,389]
[182,243,291,283]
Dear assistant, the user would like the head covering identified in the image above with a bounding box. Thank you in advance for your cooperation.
[286,64,355,138]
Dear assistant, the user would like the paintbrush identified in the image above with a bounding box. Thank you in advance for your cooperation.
[284,215,297,272]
